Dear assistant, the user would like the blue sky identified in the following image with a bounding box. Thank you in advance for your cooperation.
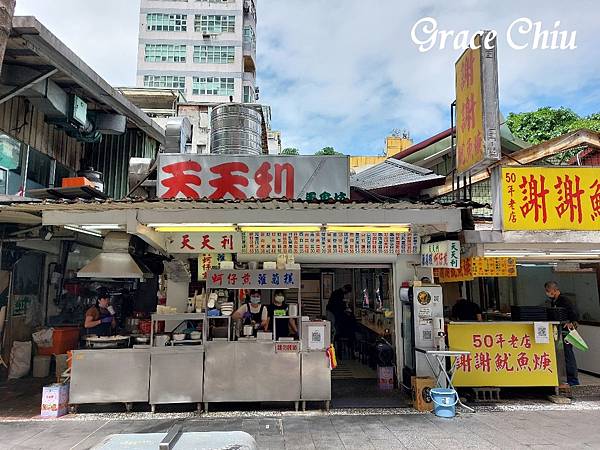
[15,0,600,155]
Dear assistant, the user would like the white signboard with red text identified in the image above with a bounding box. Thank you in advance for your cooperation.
[166,232,242,254]
[157,154,350,201]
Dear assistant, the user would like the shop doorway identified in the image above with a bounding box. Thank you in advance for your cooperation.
[301,265,407,408]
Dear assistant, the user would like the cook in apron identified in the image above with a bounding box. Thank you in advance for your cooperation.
[86,305,112,336]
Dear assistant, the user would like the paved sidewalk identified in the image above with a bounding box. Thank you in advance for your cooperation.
[1,408,599,449]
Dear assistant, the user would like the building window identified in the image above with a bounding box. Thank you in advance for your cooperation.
[192,77,234,96]
[195,15,236,33]
[145,44,187,63]
[243,25,255,47]
[193,45,235,64]
[27,147,52,190]
[146,13,187,32]
[143,75,186,89]
[243,85,254,103]
[0,133,24,195]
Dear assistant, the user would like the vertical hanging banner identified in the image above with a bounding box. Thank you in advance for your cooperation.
[455,31,501,175]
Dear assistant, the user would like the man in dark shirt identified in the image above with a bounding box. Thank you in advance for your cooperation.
[545,281,580,386]
[452,298,483,321]
[326,284,352,334]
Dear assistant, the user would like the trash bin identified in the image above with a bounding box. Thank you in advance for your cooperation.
[33,355,51,378]
[430,388,458,418]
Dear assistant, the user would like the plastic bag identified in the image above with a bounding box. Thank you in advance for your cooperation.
[32,328,54,348]
[8,341,32,379]
[565,329,589,352]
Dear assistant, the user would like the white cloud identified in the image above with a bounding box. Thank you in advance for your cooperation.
[15,0,139,86]
[15,0,600,154]
[258,0,600,153]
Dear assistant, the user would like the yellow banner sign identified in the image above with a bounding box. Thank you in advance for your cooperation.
[455,43,483,174]
[448,323,559,387]
[434,257,516,282]
[502,167,600,231]
[470,257,517,277]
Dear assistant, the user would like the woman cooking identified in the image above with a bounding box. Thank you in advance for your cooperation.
[83,288,116,336]
[232,289,268,337]
[267,290,298,340]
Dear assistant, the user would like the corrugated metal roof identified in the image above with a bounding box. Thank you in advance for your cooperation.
[1,198,453,213]
[350,159,445,190]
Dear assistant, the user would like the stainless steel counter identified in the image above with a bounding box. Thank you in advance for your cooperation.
[150,346,204,410]
[69,348,150,408]
[203,341,301,405]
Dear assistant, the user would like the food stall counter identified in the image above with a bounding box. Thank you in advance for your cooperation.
[69,348,151,411]
[203,340,301,409]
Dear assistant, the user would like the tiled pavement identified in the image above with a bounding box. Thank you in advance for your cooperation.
[1,409,600,449]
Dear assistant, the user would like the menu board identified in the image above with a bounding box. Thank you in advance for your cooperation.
[434,257,516,282]
[470,257,517,277]
[242,232,420,255]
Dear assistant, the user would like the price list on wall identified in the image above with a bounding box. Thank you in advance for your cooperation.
[242,232,420,255]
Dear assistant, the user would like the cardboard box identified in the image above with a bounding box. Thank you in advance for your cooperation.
[41,383,69,418]
[412,376,435,412]
[377,366,395,390]
[61,177,93,188]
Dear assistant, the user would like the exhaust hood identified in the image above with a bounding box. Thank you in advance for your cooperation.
[77,232,152,280]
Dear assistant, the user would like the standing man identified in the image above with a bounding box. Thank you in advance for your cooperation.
[545,281,580,386]
[326,284,352,335]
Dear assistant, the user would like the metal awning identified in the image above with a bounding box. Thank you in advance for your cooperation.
[4,16,165,145]
[464,230,600,261]
[0,199,463,253]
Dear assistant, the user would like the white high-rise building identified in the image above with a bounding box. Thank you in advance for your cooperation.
[137,0,258,104]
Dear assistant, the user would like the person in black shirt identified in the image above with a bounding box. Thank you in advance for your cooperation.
[267,290,297,340]
[545,281,580,386]
[452,298,483,321]
[326,284,352,335]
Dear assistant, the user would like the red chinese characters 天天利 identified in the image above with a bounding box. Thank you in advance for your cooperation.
[519,174,549,224]
[161,161,202,199]
[220,235,234,251]
[200,235,215,251]
[254,162,295,199]
[180,234,195,250]
[209,162,249,200]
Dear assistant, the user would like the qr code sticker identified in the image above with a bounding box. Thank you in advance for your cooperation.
[537,327,548,337]
[423,330,432,341]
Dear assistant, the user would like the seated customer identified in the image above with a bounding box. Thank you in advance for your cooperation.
[452,298,483,321]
